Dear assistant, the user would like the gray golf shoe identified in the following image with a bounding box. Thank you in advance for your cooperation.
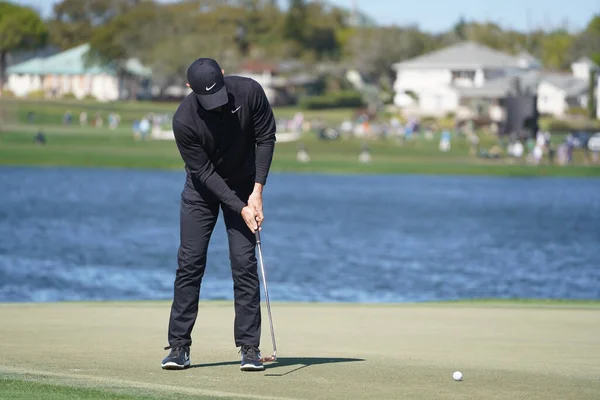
[240,345,264,371]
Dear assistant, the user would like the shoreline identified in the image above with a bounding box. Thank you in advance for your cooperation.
[1,298,599,307]
[1,160,599,178]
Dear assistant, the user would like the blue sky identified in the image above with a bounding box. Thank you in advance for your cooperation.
[13,0,600,33]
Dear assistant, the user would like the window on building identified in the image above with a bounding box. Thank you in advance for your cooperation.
[451,70,476,80]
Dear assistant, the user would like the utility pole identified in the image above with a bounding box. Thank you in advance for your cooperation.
[351,0,358,26]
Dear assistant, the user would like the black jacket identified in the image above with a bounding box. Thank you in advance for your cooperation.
[172,76,277,214]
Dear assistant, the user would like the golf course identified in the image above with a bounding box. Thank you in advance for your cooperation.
[2,99,600,399]
[3,0,600,398]
[1,301,599,399]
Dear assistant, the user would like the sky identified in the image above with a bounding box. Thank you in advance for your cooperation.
[13,0,600,34]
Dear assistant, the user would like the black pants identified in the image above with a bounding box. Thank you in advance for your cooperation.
[167,176,260,348]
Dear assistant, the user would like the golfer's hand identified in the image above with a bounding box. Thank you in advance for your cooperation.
[241,206,259,233]
[247,191,264,228]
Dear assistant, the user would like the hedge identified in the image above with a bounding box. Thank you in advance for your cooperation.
[298,90,364,110]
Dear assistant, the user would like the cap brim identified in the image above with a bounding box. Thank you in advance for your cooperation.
[196,85,228,110]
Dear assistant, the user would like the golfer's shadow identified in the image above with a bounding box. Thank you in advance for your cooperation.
[190,357,364,376]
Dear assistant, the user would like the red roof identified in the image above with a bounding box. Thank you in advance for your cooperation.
[240,60,278,73]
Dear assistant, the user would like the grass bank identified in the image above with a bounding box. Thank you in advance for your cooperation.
[0,301,599,400]
[0,98,355,126]
[1,99,599,177]
[1,125,599,177]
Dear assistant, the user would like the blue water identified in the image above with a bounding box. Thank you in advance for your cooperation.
[1,166,599,303]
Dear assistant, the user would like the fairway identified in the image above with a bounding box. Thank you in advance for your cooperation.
[0,302,599,399]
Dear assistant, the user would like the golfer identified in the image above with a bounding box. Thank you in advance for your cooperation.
[161,57,276,372]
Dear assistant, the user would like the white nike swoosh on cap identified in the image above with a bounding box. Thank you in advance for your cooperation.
[206,83,216,91]
[232,106,241,113]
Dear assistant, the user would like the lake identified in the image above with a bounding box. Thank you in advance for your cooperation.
[1,166,599,303]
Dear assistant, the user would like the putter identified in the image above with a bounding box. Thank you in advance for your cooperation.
[255,229,277,363]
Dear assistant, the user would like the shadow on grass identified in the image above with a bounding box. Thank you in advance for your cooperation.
[189,357,364,376]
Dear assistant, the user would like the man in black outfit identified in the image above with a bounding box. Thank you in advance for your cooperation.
[161,57,276,372]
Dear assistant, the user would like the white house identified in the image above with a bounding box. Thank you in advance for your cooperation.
[234,61,284,105]
[392,41,599,119]
[233,60,318,106]
[5,43,151,102]
[537,58,597,117]
[392,41,537,116]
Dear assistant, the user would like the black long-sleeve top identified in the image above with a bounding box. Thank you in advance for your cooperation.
[172,76,277,214]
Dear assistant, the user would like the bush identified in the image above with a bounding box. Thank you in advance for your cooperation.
[405,90,419,101]
[26,90,46,99]
[567,107,588,117]
[437,117,456,130]
[83,94,97,101]
[540,116,600,133]
[420,115,437,124]
[1,89,15,98]
[61,92,77,100]
[298,90,364,110]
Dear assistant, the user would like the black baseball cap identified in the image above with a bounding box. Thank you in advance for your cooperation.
[187,58,228,110]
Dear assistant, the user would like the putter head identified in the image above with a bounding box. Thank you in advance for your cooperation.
[260,354,277,363]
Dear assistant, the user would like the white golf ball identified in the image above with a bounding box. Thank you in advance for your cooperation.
[453,371,463,381]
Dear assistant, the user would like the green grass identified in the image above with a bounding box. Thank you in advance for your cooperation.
[1,301,599,400]
[0,378,162,400]
[0,98,355,126]
[1,98,599,177]
[0,376,231,400]
[1,124,599,177]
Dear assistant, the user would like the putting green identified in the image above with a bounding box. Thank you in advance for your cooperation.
[0,301,599,399]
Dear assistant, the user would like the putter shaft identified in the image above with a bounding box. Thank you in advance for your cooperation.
[255,230,277,362]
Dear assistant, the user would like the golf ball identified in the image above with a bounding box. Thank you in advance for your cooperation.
[453,371,463,381]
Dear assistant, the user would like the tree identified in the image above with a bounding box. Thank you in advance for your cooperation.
[0,1,47,93]
[48,0,143,49]
[465,22,509,51]
[143,3,244,96]
[453,16,468,40]
[283,0,308,48]
[86,1,159,99]
[569,15,600,66]
[542,29,574,70]
[589,69,597,120]
[345,26,434,81]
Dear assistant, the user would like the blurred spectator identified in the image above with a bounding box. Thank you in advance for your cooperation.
[424,127,434,141]
[359,143,372,163]
[296,144,310,163]
[63,110,72,125]
[139,117,151,140]
[508,140,524,160]
[566,134,575,164]
[132,119,141,140]
[548,143,556,164]
[79,111,87,127]
[556,143,569,165]
[469,133,480,156]
[108,112,121,130]
[34,130,46,145]
[439,130,451,152]
[94,112,103,128]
